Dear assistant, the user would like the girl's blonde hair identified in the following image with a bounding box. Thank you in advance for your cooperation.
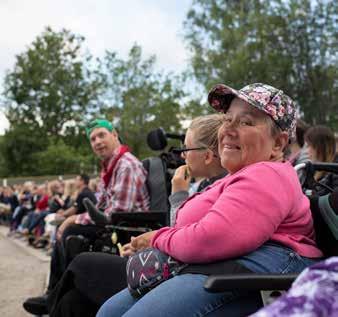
[188,114,225,155]
[48,180,61,196]
[89,178,99,193]
[64,180,77,200]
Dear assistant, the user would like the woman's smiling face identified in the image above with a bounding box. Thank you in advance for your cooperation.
[218,97,278,174]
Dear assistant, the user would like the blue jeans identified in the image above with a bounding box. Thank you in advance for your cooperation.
[97,243,319,317]
[237,242,318,273]
[28,210,50,233]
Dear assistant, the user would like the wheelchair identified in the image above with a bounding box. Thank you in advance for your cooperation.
[64,128,184,259]
[204,161,338,310]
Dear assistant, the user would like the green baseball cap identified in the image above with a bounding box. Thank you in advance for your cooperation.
[86,119,114,138]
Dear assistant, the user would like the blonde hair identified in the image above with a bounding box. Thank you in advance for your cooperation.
[64,180,77,200]
[48,180,61,196]
[89,178,99,193]
[188,114,225,154]
[23,181,34,192]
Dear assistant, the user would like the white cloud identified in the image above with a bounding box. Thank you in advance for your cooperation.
[0,0,192,134]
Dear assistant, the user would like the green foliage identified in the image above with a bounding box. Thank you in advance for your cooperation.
[99,45,186,158]
[0,124,48,176]
[32,140,96,176]
[3,26,101,139]
[0,27,102,176]
[184,0,338,128]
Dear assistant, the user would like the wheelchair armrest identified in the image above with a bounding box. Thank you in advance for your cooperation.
[109,211,168,226]
[105,224,152,233]
[204,273,299,293]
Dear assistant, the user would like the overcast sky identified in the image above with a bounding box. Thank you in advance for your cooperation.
[0,0,192,134]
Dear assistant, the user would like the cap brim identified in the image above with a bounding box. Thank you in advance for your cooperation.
[208,84,257,113]
[208,84,240,112]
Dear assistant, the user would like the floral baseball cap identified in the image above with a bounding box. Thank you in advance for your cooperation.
[208,83,297,139]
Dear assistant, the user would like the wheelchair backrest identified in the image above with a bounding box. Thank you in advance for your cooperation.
[142,157,169,212]
[299,162,338,257]
[309,193,338,257]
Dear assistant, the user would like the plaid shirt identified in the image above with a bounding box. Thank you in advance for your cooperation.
[76,150,150,225]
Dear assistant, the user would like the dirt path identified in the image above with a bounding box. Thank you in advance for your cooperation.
[0,226,49,317]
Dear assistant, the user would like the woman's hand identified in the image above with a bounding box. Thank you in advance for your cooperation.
[171,165,192,193]
[119,242,137,257]
[130,231,157,251]
[54,196,64,206]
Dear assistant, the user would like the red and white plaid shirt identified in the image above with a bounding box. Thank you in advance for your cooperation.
[76,149,150,225]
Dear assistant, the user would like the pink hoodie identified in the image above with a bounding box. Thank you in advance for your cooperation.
[151,161,323,263]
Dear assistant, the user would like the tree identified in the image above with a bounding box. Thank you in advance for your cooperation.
[99,45,186,158]
[0,124,48,176]
[32,140,95,176]
[184,0,338,127]
[0,27,102,176]
[2,27,101,139]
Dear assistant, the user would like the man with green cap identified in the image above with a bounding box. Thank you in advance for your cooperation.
[57,118,150,236]
[23,118,150,316]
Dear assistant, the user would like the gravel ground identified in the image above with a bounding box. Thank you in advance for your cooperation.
[0,226,49,317]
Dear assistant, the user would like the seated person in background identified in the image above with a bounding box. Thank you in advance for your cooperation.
[21,185,49,236]
[25,181,67,238]
[44,179,79,247]
[9,181,35,233]
[0,187,10,216]
[53,174,97,223]
[23,118,149,315]
[287,119,310,166]
[97,83,323,317]
[169,114,227,225]
[30,180,75,248]
[0,186,19,223]
[57,119,150,236]
[305,125,338,195]
[26,114,227,317]
[88,177,99,197]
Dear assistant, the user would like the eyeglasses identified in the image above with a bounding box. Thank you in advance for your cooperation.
[173,146,207,155]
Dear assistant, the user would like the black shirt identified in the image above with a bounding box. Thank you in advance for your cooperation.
[74,187,97,214]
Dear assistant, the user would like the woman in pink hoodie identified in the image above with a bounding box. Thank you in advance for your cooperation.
[98,83,323,317]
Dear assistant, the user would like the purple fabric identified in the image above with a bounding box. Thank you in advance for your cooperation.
[251,257,338,316]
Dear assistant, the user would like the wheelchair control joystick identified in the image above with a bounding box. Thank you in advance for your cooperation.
[83,198,110,226]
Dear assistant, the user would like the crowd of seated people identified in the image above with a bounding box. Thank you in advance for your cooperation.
[0,82,336,316]
[2,175,99,254]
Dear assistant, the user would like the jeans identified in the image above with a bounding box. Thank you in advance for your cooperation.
[28,210,50,233]
[237,242,318,273]
[96,243,319,317]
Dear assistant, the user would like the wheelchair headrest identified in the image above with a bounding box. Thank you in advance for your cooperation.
[147,128,168,151]
[147,128,185,151]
